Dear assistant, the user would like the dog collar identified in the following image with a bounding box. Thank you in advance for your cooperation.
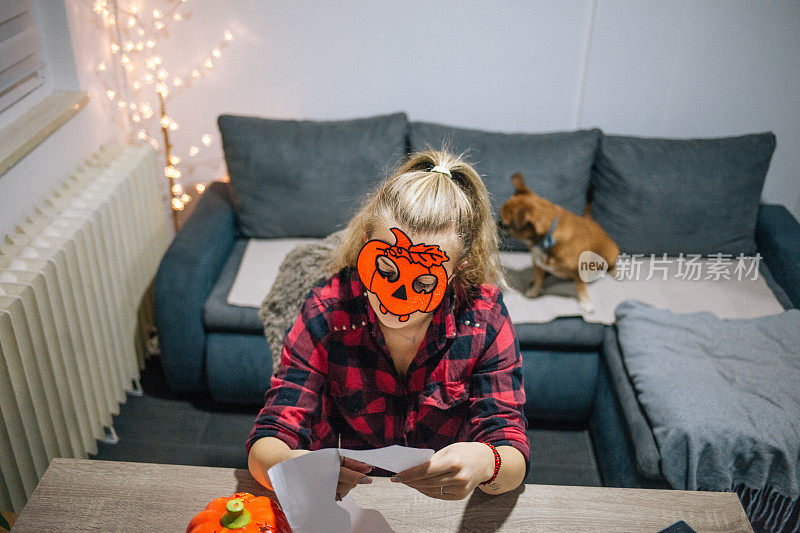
[538,215,558,252]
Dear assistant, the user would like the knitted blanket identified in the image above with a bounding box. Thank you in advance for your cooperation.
[258,231,344,375]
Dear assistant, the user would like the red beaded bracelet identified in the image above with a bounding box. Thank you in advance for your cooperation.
[478,441,501,486]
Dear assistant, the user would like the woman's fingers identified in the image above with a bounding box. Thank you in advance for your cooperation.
[341,457,373,474]
[393,457,456,484]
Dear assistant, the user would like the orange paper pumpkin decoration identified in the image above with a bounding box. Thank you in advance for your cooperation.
[186,492,291,533]
[357,227,450,322]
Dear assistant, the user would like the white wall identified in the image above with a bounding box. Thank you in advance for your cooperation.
[2,0,798,237]
[156,0,800,218]
[0,0,122,238]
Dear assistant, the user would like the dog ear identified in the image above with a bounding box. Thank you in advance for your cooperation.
[511,172,530,194]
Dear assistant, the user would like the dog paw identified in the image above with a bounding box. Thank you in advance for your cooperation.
[579,300,595,313]
[524,286,542,298]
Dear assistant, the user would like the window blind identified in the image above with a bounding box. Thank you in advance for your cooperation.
[0,0,44,113]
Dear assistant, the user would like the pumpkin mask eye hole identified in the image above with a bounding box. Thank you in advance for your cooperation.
[376,255,399,283]
[412,274,438,294]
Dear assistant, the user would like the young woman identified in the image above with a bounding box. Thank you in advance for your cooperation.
[247,150,529,501]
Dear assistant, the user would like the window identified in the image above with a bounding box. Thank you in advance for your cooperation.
[0,0,45,113]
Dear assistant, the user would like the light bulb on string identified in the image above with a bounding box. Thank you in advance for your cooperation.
[212,48,221,58]
[224,30,234,41]
[97,62,106,71]
[180,194,191,203]
[195,184,206,193]
[204,58,214,69]
[169,155,181,165]
[171,198,184,210]
[110,42,120,53]
[105,89,116,100]
[173,76,183,87]
[172,184,183,195]
[189,146,199,156]
[191,69,201,79]
[201,134,212,146]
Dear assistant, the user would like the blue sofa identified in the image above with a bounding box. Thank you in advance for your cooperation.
[154,112,799,489]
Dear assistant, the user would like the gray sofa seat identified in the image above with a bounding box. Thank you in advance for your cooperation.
[203,239,264,334]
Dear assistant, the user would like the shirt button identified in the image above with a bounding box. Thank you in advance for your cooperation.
[361,321,366,326]
[351,324,357,329]
[333,326,339,331]
[475,322,480,327]
[464,320,471,325]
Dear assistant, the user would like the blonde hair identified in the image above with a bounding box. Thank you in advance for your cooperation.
[325,149,506,310]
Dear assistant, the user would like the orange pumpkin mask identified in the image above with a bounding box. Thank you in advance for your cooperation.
[357,227,450,322]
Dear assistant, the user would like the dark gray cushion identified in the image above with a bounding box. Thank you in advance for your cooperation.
[218,112,408,238]
[408,122,601,250]
[203,239,263,334]
[515,317,606,350]
[591,132,776,256]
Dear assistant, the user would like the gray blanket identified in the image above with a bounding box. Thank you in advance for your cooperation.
[615,300,800,532]
[258,231,344,375]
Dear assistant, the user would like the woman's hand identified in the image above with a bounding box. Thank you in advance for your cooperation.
[390,442,495,500]
[336,457,374,501]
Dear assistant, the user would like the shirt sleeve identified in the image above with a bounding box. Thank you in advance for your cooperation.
[245,290,330,455]
[468,290,531,478]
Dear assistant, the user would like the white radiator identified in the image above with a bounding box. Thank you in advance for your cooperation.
[0,144,169,513]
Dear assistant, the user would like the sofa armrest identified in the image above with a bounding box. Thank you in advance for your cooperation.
[154,181,238,392]
[756,203,800,308]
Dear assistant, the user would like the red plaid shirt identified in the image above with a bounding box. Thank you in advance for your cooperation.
[246,267,530,474]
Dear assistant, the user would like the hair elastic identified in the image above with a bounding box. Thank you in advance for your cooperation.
[430,165,452,177]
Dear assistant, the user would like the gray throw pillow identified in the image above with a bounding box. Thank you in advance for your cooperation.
[218,112,408,238]
[409,122,600,251]
[591,132,776,256]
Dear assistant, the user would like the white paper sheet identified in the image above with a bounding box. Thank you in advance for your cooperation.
[267,445,434,533]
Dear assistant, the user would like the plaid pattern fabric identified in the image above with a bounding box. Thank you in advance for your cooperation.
[246,267,530,472]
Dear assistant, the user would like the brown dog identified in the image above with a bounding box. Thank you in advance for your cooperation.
[499,172,619,312]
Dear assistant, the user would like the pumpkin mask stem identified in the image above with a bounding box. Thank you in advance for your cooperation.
[220,499,251,529]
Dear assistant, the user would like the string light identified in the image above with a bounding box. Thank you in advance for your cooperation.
[90,5,235,225]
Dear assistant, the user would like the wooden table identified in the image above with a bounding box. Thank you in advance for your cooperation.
[12,458,753,532]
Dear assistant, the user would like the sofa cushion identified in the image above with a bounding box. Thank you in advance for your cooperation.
[218,112,408,238]
[515,318,606,350]
[408,122,601,251]
[203,239,264,334]
[521,348,599,423]
[591,132,776,256]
